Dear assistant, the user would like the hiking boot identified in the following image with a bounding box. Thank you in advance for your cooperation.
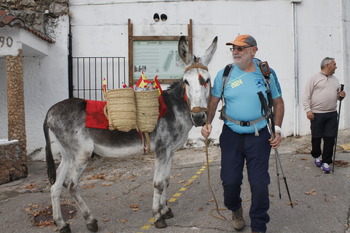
[321,163,331,173]
[314,157,322,167]
[232,207,245,231]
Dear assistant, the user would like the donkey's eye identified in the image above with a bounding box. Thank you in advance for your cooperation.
[184,80,190,86]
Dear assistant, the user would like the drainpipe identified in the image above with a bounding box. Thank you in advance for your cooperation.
[291,0,301,136]
[339,0,346,130]
[68,20,73,98]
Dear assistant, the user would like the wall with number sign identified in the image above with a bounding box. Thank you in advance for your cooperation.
[1,0,349,160]
[0,16,70,160]
[0,36,14,48]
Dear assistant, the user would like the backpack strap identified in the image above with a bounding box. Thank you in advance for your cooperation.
[221,110,267,136]
[221,64,234,99]
[219,64,233,121]
[258,61,274,112]
[219,61,270,136]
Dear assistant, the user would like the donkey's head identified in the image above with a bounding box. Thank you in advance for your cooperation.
[178,36,218,127]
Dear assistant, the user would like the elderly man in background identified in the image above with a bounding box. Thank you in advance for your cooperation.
[303,57,346,173]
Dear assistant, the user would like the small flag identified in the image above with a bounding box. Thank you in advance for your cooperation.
[153,76,163,95]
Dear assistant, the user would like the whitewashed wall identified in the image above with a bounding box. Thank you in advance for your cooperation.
[70,0,349,146]
[0,16,69,159]
[0,58,7,137]
[1,0,349,160]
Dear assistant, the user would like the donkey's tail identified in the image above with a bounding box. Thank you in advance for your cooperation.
[43,114,56,185]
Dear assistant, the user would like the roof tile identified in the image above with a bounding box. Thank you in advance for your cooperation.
[0,10,55,43]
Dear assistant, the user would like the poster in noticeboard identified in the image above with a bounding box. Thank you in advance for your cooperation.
[132,40,186,83]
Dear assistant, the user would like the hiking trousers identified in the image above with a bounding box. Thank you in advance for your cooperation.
[310,111,337,164]
[219,124,271,233]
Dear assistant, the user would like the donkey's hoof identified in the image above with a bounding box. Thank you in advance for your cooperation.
[86,219,98,232]
[59,224,71,233]
[164,208,174,219]
[154,216,167,228]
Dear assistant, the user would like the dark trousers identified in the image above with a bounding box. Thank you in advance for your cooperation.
[219,124,271,232]
[310,112,338,164]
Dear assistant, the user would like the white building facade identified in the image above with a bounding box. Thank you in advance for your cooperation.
[0,0,349,160]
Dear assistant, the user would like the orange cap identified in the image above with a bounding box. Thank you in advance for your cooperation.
[226,34,257,47]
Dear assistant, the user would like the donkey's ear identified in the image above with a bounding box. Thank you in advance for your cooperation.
[200,36,218,66]
[178,36,192,65]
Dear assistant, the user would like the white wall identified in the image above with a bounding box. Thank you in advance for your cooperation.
[1,0,349,160]
[296,0,348,135]
[70,0,349,146]
[0,15,69,159]
[0,58,8,139]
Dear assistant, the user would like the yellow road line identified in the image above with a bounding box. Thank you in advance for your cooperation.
[138,161,210,232]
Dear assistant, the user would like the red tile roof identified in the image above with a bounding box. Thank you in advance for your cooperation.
[0,10,55,43]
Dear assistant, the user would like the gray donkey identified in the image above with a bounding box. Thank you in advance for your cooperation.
[44,36,217,233]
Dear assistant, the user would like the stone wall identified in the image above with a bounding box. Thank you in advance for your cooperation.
[0,140,27,185]
[0,0,69,33]
[6,49,26,156]
[0,0,69,183]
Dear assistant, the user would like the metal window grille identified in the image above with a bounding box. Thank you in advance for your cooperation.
[72,57,127,100]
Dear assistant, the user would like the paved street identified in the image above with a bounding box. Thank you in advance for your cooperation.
[0,133,349,233]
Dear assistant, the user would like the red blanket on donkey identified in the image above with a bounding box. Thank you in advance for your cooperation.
[85,96,167,129]
[85,100,109,129]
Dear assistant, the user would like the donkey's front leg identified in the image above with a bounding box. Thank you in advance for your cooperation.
[152,152,174,228]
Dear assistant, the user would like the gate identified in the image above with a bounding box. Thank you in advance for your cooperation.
[71,57,127,100]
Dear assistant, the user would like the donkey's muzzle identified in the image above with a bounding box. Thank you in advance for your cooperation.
[190,107,208,127]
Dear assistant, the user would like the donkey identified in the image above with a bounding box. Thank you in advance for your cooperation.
[44,36,217,233]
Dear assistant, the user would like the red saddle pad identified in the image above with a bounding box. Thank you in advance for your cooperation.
[85,100,109,129]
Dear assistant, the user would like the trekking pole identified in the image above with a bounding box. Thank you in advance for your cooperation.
[266,90,282,199]
[258,91,293,208]
[257,91,281,199]
[332,84,345,173]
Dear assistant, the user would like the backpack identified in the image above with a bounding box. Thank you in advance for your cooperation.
[219,59,272,135]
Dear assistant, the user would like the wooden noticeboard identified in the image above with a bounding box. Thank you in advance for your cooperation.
[128,19,193,86]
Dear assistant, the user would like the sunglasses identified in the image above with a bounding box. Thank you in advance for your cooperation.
[229,46,252,52]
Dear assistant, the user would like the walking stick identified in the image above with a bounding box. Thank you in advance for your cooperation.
[258,91,293,208]
[332,84,345,173]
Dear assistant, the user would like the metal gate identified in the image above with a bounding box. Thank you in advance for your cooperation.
[71,57,127,100]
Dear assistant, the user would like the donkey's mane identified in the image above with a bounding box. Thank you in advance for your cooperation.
[162,81,185,105]
[166,80,182,91]
[160,80,188,121]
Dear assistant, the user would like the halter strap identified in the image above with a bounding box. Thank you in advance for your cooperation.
[185,64,208,72]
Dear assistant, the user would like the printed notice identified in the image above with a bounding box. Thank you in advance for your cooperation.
[133,40,186,82]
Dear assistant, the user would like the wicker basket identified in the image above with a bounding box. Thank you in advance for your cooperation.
[135,90,159,132]
[104,88,137,132]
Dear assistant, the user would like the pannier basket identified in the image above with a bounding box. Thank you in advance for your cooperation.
[104,88,137,132]
[104,88,159,133]
[135,90,159,133]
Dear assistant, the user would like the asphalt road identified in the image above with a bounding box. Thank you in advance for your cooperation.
[0,144,349,233]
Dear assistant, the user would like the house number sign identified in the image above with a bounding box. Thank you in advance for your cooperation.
[0,36,13,48]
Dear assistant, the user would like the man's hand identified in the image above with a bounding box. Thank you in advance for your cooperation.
[201,123,212,138]
[269,132,283,149]
[306,111,315,120]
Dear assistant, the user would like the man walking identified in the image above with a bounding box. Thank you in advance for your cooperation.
[303,57,346,173]
[201,34,284,233]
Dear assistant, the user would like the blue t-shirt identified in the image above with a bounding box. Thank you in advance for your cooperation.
[212,60,282,134]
